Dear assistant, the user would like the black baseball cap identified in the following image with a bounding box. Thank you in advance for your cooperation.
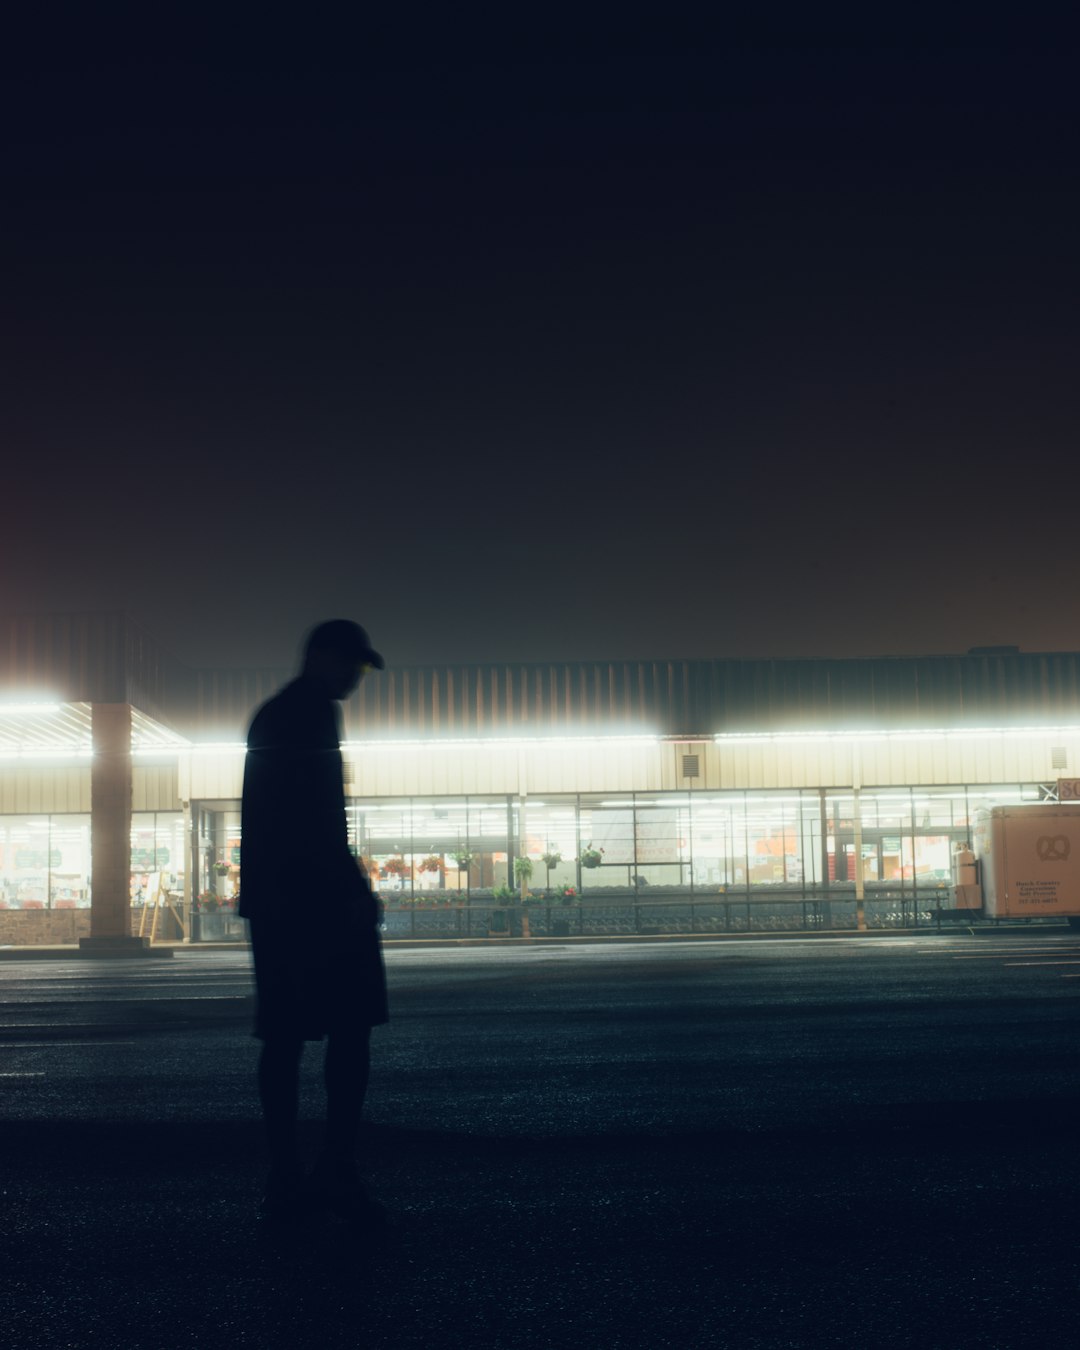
[303,620,385,669]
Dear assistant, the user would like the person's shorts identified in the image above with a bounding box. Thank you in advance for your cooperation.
[248,915,389,1041]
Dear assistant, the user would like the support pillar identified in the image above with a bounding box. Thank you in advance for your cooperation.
[80,703,150,956]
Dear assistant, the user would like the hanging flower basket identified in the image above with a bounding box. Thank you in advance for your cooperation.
[578,845,604,869]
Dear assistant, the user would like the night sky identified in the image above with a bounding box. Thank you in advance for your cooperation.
[3,16,1077,670]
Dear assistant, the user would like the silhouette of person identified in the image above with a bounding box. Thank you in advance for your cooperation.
[240,619,389,1222]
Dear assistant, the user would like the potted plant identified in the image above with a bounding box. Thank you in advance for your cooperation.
[213,861,230,876]
[450,849,474,900]
[578,844,604,869]
[513,855,534,894]
[540,849,562,891]
[488,884,515,935]
[550,884,577,935]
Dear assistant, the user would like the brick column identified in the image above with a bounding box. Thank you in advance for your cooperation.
[80,703,148,955]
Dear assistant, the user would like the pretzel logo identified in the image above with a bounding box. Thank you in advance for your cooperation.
[1036,835,1071,862]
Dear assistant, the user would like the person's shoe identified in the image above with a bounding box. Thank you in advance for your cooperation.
[260,1167,312,1223]
[309,1155,388,1229]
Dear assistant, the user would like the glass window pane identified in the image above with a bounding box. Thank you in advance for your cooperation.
[158,814,186,907]
[912,789,965,829]
[523,799,577,893]
[196,807,241,910]
[0,816,49,909]
[690,798,743,890]
[634,797,691,890]
[578,794,633,891]
[801,793,823,888]
[908,834,952,885]
[469,797,509,893]
[131,812,156,907]
[50,816,91,909]
[745,795,803,887]
[359,801,414,895]
[696,792,822,892]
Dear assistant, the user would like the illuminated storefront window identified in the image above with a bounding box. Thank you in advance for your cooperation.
[575,795,632,891]
[51,817,91,908]
[176,780,1046,922]
[194,806,239,912]
[349,796,512,899]
[522,799,578,892]
[131,812,187,910]
[0,815,91,910]
[633,799,691,890]
[818,786,1033,894]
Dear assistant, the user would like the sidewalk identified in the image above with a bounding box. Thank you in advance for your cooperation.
[0,921,1061,959]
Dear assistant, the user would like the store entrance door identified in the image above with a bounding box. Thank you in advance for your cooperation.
[831,830,899,885]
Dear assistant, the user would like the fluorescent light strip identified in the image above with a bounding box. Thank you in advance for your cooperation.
[189,733,658,755]
[343,734,659,751]
[715,725,1080,745]
[0,748,93,761]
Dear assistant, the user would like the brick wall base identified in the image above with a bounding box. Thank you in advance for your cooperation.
[0,909,184,945]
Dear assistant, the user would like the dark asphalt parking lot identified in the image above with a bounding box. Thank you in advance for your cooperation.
[3,934,1080,1349]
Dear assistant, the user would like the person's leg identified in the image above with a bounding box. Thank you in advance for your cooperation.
[322,1025,371,1164]
[258,1036,305,1179]
[315,1026,384,1223]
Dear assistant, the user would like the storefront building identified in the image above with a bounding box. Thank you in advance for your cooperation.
[4,613,1080,943]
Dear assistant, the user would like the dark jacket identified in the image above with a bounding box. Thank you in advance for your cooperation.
[239,676,376,929]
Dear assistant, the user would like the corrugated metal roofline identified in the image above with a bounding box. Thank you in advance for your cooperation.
[179,653,1080,737]
[6,620,1080,737]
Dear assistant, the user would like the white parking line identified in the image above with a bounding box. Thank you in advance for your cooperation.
[948,951,1080,960]
[1003,961,1080,967]
[0,1041,139,1047]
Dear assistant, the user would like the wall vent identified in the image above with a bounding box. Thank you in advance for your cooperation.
[1052,747,1068,770]
[681,753,700,779]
